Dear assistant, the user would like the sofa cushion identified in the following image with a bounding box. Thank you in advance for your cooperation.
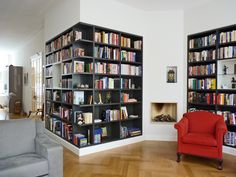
[0,153,48,177]
[184,111,221,134]
[0,119,36,159]
[182,133,217,147]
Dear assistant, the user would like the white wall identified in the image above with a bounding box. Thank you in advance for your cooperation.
[183,0,236,109]
[80,0,184,141]
[13,29,44,114]
[44,0,80,41]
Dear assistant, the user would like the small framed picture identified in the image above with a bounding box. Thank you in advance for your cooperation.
[167,66,177,83]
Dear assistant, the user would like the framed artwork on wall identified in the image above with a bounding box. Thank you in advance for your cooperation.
[167,66,177,83]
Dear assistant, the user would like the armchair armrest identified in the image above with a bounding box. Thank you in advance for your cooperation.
[174,116,189,137]
[215,118,227,145]
[35,134,63,177]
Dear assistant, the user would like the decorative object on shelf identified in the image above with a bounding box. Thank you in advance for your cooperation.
[167,66,177,83]
[231,77,236,88]
[223,65,228,75]
[105,92,111,103]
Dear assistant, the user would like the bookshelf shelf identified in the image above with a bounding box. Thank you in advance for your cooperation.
[187,24,236,148]
[45,22,143,149]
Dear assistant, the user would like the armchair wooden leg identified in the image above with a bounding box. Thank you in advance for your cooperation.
[217,159,223,170]
[177,153,182,162]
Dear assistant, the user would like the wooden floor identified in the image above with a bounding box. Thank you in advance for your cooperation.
[64,141,236,177]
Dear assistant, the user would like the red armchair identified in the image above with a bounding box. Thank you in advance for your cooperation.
[174,111,227,170]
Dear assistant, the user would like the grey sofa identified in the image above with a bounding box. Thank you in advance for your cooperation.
[0,118,63,177]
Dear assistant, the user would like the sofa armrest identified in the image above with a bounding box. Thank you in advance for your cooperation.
[215,119,227,145]
[174,117,189,137]
[35,134,63,177]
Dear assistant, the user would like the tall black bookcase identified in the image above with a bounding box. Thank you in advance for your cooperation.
[44,22,143,148]
[187,24,236,148]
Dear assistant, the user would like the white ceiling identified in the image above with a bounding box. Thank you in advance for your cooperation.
[0,0,57,52]
[114,0,214,11]
[0,0,214,52]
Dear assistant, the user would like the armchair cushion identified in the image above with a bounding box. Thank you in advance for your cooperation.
[182,133,217,147]
[0,153,48,177]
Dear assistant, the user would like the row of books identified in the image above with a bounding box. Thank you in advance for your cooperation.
[49,118,61,135]
[218,46,236,59]
[74,61,93,73]
[62,78,72,88]
[224,131,236,146]
[128,127,142,137]
[46,90,52,100]
[121,64,142,76]
[121,78,135,89]
[46,51,61,65]
[103,109,120,122]
[74,111,93,125]
[62,91,73,104]
[188,64,215,76]
[59,107,72,122]
[120,106,128,120]
[134,40,142,50]
[95,62,119,75]
[46,78,53,88]
[121,36,131,48]
[95,77,120,89]
[188,50,216,62]
[63,62,73,74]
[46,37,62,54]
[189,34,216,49]
[46,30,83,54]
[188,78,216,90]
[73,133,89,147]
[61,47,73,60]
[217,93,236,106]
[74,48,85,57]
[220,30,236,44]
[94,46,120,60]
[94,31,119,45]
[45,66,53,77]
[217,111,236,125]
[121,50,136,62]
[188,92,215,104]
[61,122,73,142]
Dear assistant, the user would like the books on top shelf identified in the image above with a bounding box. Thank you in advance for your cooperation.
[189,34,216,49]
[188,50,216,63]
[94,31,119,45]
[74,31,82,41]
[188,78,216,90]
[121,37,131,48]
[121,64,141,76]
[220,30,236,44]
[46,37,62,53]
[94,46,120,60]
[73,91,84,105]
[62,31,74,47]
[95,77,120,89]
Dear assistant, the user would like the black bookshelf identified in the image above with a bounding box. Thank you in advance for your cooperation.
[45,22,143,148]
[187,24,236,148]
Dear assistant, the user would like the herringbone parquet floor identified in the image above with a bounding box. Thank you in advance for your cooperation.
[63,141,236,177]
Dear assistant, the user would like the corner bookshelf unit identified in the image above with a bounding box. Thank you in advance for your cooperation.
[187,24,236,149]
[44,22,143,148]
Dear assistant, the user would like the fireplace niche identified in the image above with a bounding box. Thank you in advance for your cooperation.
[151,102,177,123]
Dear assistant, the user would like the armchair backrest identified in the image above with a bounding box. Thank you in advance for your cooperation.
[0,118,38,159]
[183,111,222,134]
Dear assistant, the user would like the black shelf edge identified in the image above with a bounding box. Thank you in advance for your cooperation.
[188,60,216,65]
[73,72,93,75]
[73,56,93,60]
[219,40,236,47]
[188,103,216,107]
[188,74,216,78]
[188,45,216,52]
[217,89,236,92]
[121,60,142,65]
[217,105,236,108]
[95,73,120,76]
[77,123,93,127]
[188,89,216,92]
[52,100,62,104]
[94,42,120,48]
[45,76,53,79]
[121,101,141,105]
[61,102,73,106]
[73,104,93,107]
[121,117,142,121]
[61,88,73,90]
[45,61,61,67]
[223,144,236,148]
[74,39,93,44]
[121,88,142,91]
[94,103,120,106]
[94,88,120,91]
[121,46,142,52]
[73,88,93,91]
[62,58,73,63]
[62,73,73,76]
[120,74,142,77]
[94,57,120,63]
[217,57,236,61]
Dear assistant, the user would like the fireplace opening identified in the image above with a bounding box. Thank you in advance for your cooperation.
[151,102,177,122]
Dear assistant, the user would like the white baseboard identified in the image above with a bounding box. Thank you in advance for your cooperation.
[45,129,144,156]
[145,135,176,141]
[223,145,236,156]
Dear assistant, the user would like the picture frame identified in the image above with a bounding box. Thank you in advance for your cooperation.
[167,66,177,83]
